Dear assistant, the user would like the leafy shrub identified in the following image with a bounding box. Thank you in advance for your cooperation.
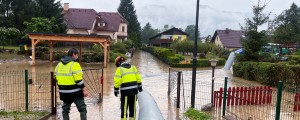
[233,62,295,87]
[293,52,300,55]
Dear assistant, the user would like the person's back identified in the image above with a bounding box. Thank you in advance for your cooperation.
[114,56,142,120]
[55,48,88,120]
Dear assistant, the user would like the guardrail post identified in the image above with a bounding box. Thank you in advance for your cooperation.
[222,77,228,116]
[25,69,29,112]
[176,71,182,108]
[275,81,283,120]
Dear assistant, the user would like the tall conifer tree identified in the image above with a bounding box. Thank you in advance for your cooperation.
[118,0,141,47]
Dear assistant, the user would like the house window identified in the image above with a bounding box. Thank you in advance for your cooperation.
[98,23,106,27]
[122,26,125,32]
[178,36,182,40]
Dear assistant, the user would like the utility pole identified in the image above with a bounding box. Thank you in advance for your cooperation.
[191,0,200,108]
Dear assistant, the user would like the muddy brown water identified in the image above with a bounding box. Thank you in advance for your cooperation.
[1,51,298,120]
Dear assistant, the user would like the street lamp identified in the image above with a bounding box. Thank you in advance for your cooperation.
[210,59,218,106]
[191,0,200,108]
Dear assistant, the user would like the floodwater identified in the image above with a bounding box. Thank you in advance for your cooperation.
[1,51,298,120]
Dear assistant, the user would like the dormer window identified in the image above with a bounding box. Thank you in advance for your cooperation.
[98,22,106,27]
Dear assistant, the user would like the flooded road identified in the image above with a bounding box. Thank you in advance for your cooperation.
[0,50,268,120]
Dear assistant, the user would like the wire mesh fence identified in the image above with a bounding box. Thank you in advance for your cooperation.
[218,78,300,120]
[168,68,300,120]
[0,70,52,112]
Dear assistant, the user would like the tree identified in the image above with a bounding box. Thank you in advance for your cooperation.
[34,0,66,33]
[118,0,142,48]
[184,25,200,40]
[241,0,269,61]
[24,17,54,33]
[273,3,300,46]
[141,22,158,44]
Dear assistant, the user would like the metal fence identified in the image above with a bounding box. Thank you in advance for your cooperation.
[168,68,300,120]
[0,68,104,116]
[0,70,52,112]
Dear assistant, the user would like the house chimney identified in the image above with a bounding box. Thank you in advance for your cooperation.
[64,3,69,11]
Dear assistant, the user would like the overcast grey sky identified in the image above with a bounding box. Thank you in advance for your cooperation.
[58,0,300,36]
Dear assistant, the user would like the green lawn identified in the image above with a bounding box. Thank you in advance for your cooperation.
[0,111,49,120]
[0,53,25,60]
[0,46,20,50]
[184,108,211,120]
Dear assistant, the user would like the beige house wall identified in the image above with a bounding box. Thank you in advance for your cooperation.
[214,36,224,48]
[67,29,89,34]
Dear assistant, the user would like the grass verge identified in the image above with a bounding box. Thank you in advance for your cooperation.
[184,108,211,120]
[0,53,25,60]
[0,111,49,120]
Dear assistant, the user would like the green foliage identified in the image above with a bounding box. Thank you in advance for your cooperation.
[241,31,268,61]
[144,46,226,68]
[241,1,269,61]
[24,17,54,33]
[233,62,294,87]
[0,27,22,49]
[184,108,211,120]
[110,42,128,54]
[258,52,279,63]
[273,3,300,46]
[0,111,49,120]
[0,0,65,33]
[287,55,300,65]
[184,25,199,40]
[170,40,193,53]
[118,0,142,47]
[293,52,300,55]
[141,22,159,44]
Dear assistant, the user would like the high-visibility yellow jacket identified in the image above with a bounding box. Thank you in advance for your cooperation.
[55,58,84,101]
[114,62,142,96]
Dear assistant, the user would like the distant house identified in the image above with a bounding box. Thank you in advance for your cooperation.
[149,28,188,47]
[63,3,128,42]
[211,29,245,50]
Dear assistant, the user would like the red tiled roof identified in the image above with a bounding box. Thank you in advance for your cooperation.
[98,12,128,32]
[212,30,245,48]
[64,8,97,29]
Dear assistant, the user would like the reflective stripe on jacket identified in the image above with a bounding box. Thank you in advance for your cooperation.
[114,65,142,96]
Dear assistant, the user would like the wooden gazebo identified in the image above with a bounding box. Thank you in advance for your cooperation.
[27,33,112,67]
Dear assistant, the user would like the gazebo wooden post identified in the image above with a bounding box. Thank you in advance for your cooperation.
[31,39,36,65]
[49,41,53,62]
[103,42,107,68]
[107,45,110,63]
[79,42,82,63]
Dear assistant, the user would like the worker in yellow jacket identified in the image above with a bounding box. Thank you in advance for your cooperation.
[114,56,142,120]
[55,48,88,120]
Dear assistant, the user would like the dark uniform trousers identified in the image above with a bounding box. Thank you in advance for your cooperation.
[62,97,87,120]
[120,94,137,119]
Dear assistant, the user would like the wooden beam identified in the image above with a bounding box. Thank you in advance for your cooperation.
[99,42,104,48]
[28,35,107,43]
[34,39,41,46]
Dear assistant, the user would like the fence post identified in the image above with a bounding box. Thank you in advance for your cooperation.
[275,81,283,120]
[222,77,228,116]
[176,71,182,108]
[51,72,56,115]
[25,69,29,112]
[168,68,171,96]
